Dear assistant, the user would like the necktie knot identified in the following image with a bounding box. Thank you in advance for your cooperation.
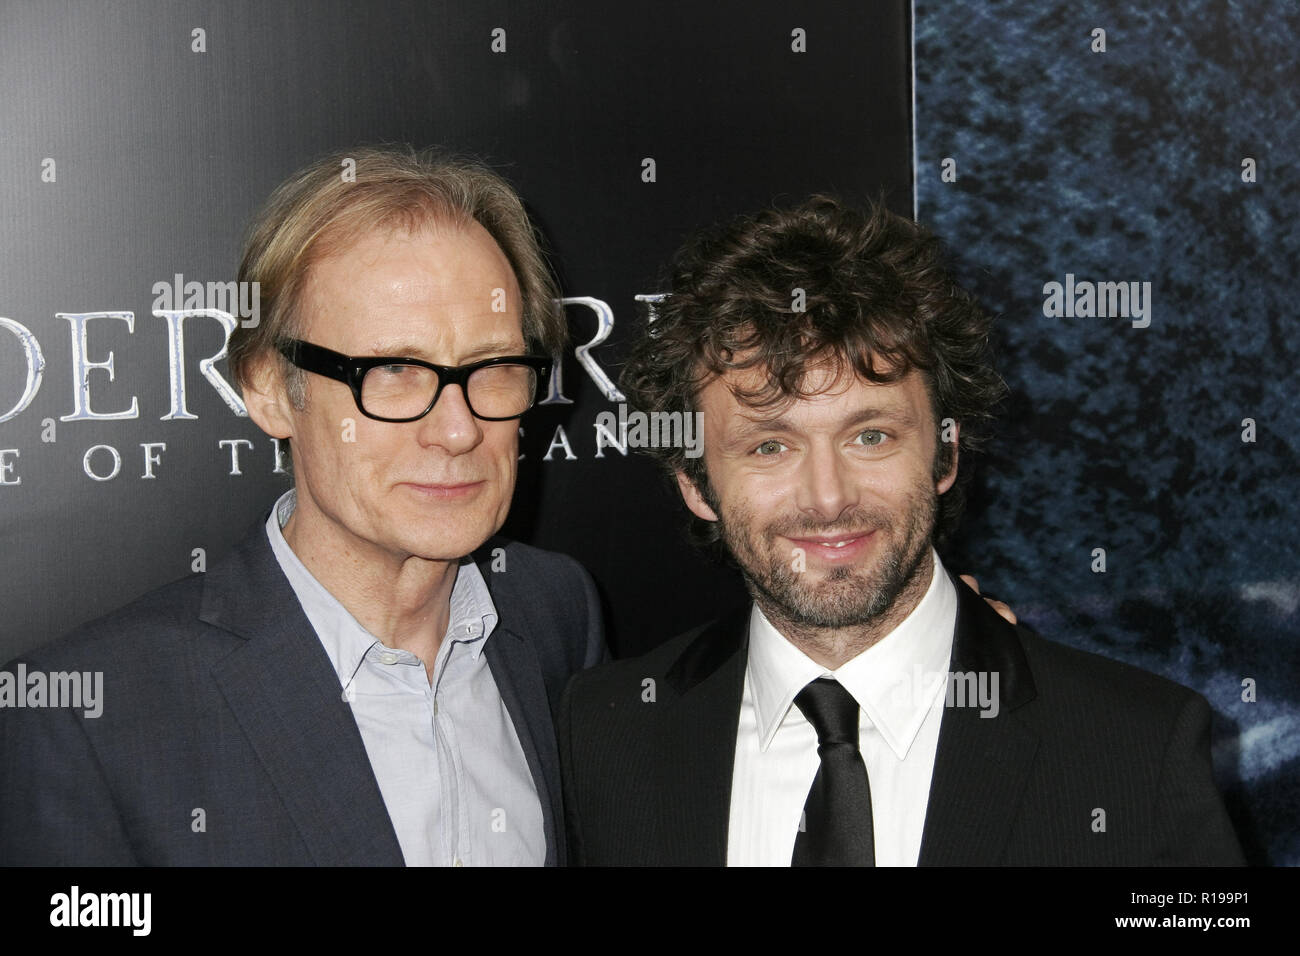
[793,678,860,749]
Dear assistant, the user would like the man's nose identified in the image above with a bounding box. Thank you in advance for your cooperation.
[415,383,484,454]
[795,441,858,521]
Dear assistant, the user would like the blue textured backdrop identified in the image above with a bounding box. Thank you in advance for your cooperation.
[916,0,1299,865]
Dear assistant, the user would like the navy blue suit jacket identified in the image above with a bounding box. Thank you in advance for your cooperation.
[0,522,604,865]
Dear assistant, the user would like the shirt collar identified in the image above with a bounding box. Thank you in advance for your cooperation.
[746,548,958,760]
[265,489,500,684]
[445,559,498,658]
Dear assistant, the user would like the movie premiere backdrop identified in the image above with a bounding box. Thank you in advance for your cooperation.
[914,1,1299,865]
[0,1,1292,864]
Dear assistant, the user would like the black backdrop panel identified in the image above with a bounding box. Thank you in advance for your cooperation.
[0,1,912,659]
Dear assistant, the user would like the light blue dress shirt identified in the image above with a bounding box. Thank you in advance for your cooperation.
[265,490,545,866]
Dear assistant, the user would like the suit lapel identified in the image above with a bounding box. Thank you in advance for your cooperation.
[918,575,1039,865]
[660,607,750,865]
[482,622,564,866]
[200,526,405,866]
[473,545,570,867]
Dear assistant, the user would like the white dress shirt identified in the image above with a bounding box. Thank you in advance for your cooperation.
[727,549,958,866]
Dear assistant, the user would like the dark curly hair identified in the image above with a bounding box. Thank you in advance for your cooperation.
[621,195,1005,550]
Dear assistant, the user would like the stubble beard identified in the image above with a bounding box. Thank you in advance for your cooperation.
[716,482,939,661]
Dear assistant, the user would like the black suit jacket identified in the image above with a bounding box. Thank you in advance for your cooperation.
[559,575,1244,865]
[0,522,604,866]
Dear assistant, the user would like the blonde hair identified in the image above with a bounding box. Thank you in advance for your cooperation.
[228,145,564,405]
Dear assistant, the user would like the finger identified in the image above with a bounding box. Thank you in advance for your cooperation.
[990,599,1017,625]
[959,573,981,594]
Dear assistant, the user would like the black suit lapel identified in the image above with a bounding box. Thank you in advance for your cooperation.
[660,607,750,865]
[918,575,1039,865]
[200,526,405,866]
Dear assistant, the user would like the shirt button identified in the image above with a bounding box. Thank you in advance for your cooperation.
[378,651,398,665]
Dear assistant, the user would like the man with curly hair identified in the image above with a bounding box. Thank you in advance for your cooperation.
[559,196,1243,866]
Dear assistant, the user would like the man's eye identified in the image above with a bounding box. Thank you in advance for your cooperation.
[755,439,786,456]
[378,364,411,376]
[855,429,886,447]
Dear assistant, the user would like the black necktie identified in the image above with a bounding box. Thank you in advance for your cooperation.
[791,677,875,866]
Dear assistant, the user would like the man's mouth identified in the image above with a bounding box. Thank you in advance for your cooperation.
[784,531,875,562]
[399,480,485,499]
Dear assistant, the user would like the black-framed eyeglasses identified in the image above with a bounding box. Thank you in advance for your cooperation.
[278,339,551,423]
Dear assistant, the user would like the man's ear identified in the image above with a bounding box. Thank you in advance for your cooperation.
[674,469,719,523]
[241,353,296,440]
[937,420,960,495]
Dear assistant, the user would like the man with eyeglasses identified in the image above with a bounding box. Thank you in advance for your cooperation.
[0,147,605,866]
